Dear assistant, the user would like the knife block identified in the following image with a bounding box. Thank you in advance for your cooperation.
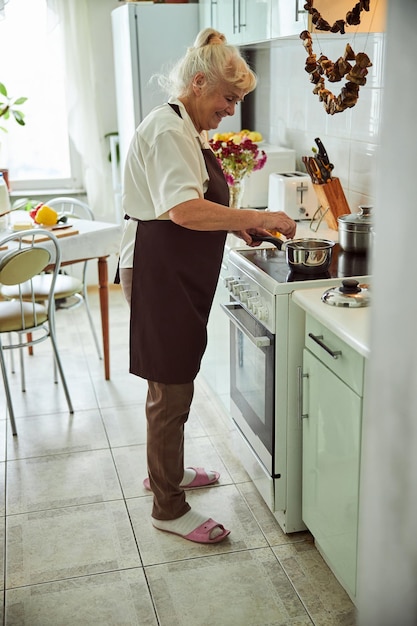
[312,177,350,230]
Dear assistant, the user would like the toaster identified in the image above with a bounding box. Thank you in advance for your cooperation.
[268,171,319,221]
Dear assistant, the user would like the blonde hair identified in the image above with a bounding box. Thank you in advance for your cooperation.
[157,28,257,97]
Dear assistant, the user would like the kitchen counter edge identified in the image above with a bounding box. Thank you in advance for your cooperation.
[292,287,370,359]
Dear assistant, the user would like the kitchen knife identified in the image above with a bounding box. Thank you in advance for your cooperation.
[312,156,332,182]
[314,138,334,179]
[302,155,321,184]
[314,137,332,166]
[307,157,325,184]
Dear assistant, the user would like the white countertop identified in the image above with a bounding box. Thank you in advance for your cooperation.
[292,286,371,358]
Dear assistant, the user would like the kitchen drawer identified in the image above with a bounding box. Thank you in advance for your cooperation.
[305,315,364,396]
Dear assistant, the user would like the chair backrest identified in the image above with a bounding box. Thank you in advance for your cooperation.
[0,247,51,285]
[47,197,94,221]
[0,229,62,323]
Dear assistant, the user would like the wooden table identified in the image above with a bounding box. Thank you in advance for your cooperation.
[1,219,122,380]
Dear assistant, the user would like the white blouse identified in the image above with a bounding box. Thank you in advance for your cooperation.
[119,99,210,269]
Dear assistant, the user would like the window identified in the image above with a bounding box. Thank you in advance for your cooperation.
[0,0,80,190]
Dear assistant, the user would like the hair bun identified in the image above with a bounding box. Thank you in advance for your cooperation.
[208,34,225,45]
[193,28,226,48]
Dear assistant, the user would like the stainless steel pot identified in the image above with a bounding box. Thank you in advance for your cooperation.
[252,235,335,274]
[338,206,373,253]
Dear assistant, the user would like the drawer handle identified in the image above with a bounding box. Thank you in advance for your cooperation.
[297,366,309,423]
[308,333,342,360]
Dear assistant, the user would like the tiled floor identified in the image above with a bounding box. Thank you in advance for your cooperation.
[1,286,356,625]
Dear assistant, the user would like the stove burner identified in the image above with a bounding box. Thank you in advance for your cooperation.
[237,244,370,283]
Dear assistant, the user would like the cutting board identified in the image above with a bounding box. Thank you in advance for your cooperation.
[312,177,350,230]
[22,227,79,243]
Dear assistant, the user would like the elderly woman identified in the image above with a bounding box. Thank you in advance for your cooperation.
[119,28,296,544]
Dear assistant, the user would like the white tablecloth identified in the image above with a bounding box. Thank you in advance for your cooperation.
[1,218,122,266]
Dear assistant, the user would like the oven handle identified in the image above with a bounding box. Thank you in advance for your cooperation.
[220,303,271,348]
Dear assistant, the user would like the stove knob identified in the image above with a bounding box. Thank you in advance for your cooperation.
[232,282,247,296]
[248,296,260,313]
[227,279,241,293]
[240,289,257,304]
[224,276,237,289]
[233,282,249,297]
[257,305,269,322]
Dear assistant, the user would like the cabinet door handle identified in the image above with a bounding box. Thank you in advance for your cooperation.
[297,366,309,424]
[295,0,306,21]
[308,333,342,359]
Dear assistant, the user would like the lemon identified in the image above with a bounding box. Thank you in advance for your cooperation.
[35,205,58,226]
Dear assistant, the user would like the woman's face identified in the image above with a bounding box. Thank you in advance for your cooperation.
[190,77,245,132]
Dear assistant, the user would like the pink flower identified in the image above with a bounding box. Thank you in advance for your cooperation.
[209,137,267,186]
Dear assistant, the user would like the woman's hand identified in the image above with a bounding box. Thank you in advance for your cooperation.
[263,211,297,239]
[234,211,297,246]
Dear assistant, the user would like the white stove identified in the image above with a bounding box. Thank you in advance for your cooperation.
[222,239,371,533]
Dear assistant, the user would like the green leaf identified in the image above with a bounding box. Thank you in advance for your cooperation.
[14,97,28,105]
[0,83,7,97]
[12,110,25,125]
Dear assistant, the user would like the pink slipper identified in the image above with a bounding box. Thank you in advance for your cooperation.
[155,518,230,544]
[143,467,220,491]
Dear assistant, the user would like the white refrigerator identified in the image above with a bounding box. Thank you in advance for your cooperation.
[111,2,199,176]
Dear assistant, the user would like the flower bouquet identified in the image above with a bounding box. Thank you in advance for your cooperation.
[209,130,267,208]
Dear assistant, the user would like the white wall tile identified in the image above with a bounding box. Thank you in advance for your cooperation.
[252,33,386,208]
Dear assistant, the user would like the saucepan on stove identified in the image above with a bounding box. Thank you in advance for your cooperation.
[252,235,335,274]
[338,205,373,253]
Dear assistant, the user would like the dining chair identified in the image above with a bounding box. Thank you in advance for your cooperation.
[0,229,74,435]
[2,197,102,361]
[46,197,102,360]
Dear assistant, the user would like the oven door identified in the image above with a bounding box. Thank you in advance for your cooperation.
[221,302,275,472]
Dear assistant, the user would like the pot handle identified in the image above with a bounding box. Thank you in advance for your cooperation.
[251,234,284,249]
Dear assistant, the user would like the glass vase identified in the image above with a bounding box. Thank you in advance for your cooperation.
[228,178,245,209]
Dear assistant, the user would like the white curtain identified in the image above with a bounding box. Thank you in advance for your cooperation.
[47,0,116,221]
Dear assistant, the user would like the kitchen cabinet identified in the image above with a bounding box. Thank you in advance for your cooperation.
[271,0,308,38]
[199,0,271,46]
[301,314,365,600]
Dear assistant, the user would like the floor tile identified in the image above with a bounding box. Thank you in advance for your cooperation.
[127,484,268,567]
[0,418,7,462]
[100,404,148,448]
[238,480,312,548]
[91,372,148,409]
[145,548,313,626]
[0,519,4,591]
[209,430,252,484]
[7,449,123,515]
[7,409,109,460]
[6,372,99,418]
[273,542,357,625]
[6,501,141,588]
[5,569,158,626]
[0,462,5,517]
[0,286,357,623]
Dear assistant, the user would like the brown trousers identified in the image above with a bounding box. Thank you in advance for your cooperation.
[146,380,194,520]
[119,267,133,307]
[120,267,193,519]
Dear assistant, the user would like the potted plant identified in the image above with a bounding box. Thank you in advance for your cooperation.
[0,81,27,188]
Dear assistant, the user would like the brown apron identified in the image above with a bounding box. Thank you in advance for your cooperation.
[129,104,229,384]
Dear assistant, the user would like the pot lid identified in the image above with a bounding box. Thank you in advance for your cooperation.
[321,279,371,308]
[338,205,373,226]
